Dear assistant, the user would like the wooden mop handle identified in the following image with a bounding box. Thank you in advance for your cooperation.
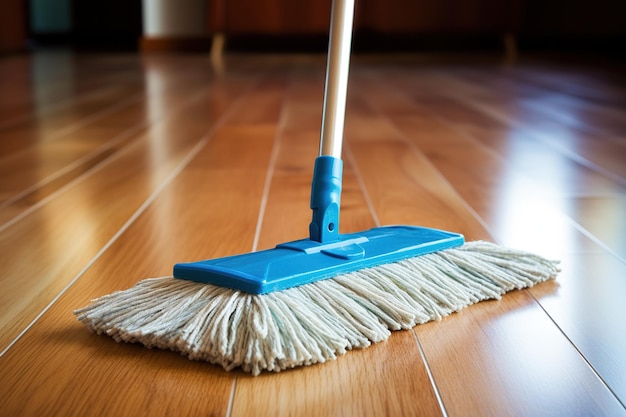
[319,0,356,159]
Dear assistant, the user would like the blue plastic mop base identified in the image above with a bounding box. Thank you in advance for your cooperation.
[173,225,464,294]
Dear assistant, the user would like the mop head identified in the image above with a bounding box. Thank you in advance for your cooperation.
[75,241,558,375]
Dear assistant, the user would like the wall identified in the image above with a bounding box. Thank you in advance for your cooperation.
[0,0,27,52]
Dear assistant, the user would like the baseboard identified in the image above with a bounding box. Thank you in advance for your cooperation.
[140,36,212,53]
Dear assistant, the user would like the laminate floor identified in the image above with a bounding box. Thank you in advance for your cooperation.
[0,51,624,417]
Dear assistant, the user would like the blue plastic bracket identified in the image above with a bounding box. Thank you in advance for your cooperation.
[173,226,464,294]
[309,156,343,243]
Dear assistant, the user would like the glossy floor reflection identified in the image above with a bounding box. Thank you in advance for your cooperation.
[0,51,624,417]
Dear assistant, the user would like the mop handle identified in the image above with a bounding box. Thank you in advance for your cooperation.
[309,0,355,243]
[319,0,355,158]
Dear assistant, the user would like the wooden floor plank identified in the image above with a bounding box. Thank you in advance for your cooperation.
[347,70,626,415]
[232,331,443,417]
[0,75,262,352]
[0,57,215,204]
[0,70,282,417]
[430,69,626,183]
[0,72,228,224]
[361,69,625,254]
[416,289,626,417]
[0,53,141,128]
[354,68,626,407]
[434,64,626,137]
[532,252,626,403]
[410,74,626,258]
[511,64,626,136]
[0,86,145,156]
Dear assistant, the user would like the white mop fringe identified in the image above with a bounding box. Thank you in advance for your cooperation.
[74,241,559,375]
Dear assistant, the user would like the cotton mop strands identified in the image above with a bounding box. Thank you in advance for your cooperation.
[74,0,559,375]
[75,243,559,375]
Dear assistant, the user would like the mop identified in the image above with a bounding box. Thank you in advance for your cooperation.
[75,0,559,375]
